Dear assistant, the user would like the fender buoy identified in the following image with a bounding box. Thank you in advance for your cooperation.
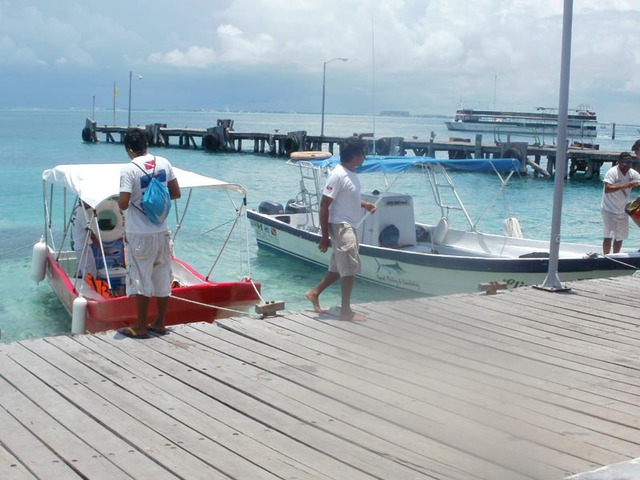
[31,238,47,283]
[283,135,299,154]
[81,127,93,142]
[203,133,221,151]
[375,138,389,155]
[432,217,449,244]
[91,197,125,243]
[501,147,523,162]
[503,217,523,238]
[71,296,87,334]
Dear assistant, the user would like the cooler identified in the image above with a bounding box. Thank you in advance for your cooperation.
[93,238,125,269]
[98,266,126,297]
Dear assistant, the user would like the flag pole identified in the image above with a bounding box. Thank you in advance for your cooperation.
[113,81,118,126]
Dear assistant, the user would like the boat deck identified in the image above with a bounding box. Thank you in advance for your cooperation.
[2,276,640,479]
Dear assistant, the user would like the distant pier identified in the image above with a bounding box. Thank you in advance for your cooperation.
[82,117,620,178]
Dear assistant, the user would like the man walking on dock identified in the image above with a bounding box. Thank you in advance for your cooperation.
[306,135,377,321]
[601,151,640,254]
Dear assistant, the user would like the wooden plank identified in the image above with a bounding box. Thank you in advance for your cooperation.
[63,333,342,480]
[0,342,222,480]
[217,315,638,462]
[0,402,78,479]
[264,308,636,464]
[103,325,449,480]
[3,276,640,479]
[180,321,567,479]
[0,349,139,480]
[0,443,37,480]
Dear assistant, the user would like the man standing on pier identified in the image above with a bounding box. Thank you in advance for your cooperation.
[118,128,181,338]
[601,151,640,254]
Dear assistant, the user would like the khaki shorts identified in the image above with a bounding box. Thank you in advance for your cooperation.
[125,231,172,297]
[602,210,630,240]
[328,223,361,277]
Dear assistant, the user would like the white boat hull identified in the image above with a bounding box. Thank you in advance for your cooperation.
[248,211,640,296]
[444,121,597,138]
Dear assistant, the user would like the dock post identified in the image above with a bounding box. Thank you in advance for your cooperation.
[474,134,482,159]
[82,118,98,143]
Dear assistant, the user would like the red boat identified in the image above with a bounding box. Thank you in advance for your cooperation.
[32,164,262,334]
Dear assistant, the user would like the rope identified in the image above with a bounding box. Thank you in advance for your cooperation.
[600,253,640,270]
[0,240,38,259]
[169,293,263,318]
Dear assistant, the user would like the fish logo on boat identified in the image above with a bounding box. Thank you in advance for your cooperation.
[374,258,405,275]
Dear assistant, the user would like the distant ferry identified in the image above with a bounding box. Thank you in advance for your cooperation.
[445,106,597,138]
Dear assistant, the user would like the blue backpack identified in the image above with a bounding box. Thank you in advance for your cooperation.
[134,160,171,225]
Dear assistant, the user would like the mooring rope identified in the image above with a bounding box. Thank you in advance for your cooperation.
[0,240,38,259]
[169,293,264,318]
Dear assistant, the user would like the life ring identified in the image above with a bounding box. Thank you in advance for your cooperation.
[289,151,332,161]
[203,133,221,151]
[90,197,125,243]
[284,135,299,154]
[81,127,93,142]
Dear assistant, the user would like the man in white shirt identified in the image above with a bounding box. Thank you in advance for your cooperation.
[118,128,181,338]
[601,151,640,254]
[306,136,377,321]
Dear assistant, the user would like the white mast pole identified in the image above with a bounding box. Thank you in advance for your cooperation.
[538,0,573,291]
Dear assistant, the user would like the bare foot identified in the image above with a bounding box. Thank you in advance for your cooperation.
[340,309,366,321]
[305,291,325,313]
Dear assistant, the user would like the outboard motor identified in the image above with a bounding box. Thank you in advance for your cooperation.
[258,201,284,215]
[285,199,310,214]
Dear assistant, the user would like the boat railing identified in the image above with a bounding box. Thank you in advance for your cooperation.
[423,164,476,231]
[289,160,323,230]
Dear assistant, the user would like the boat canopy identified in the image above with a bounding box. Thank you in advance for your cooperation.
[309,156,521,174]
[43,163,247,208]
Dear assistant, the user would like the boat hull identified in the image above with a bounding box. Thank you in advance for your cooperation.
[45,251,260,333]
[248,211,640,296]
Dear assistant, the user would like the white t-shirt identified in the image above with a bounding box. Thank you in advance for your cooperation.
[601,165,640,213]
[322,163,362,226]
[120,154,176,234]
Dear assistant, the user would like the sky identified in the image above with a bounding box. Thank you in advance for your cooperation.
[1,0,640,123]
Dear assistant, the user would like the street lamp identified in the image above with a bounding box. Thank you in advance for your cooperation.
[127,70,143,128]
[321,57,348,137]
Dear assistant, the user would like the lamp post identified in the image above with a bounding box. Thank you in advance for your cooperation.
[321,57,347,137]
[127,70,143,128]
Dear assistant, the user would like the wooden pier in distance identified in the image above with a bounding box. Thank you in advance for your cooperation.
[83,117,621,178]
[2,275,640,479]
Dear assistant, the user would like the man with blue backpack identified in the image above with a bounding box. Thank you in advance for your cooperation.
[118,128,181,338]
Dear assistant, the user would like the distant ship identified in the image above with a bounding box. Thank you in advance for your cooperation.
[445,106,597,138]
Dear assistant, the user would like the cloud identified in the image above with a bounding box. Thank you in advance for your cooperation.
[1,0,640,122]
[149,46,218,68]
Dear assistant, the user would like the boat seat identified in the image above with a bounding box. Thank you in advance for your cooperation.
[431,217,449,244]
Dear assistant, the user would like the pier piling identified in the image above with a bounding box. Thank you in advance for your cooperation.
[83,117,619,177]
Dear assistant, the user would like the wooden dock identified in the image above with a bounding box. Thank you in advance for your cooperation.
[82,118,620,178]
[2,276,640,479]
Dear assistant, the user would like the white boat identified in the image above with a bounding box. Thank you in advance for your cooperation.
[32,163,262,334]
[247,156,640,296]
[445,106,598,139]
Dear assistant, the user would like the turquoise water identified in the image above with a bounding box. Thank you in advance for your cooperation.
[1,108,639,343]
